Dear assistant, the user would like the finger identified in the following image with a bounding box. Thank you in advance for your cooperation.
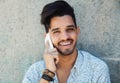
[48,48,57,52]
[48,48,58,55]
[50,53,58,56]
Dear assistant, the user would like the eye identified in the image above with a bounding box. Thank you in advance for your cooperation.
[67,28,75,32]
[52,30,60,34]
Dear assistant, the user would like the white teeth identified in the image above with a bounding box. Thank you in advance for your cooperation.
[60,41,71,45]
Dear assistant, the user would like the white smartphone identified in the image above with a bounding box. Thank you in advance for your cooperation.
[45,33,54,49]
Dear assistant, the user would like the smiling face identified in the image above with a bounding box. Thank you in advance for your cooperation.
[49,15,79,56]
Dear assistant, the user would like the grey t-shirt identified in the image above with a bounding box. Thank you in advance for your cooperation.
[22,50,111,83]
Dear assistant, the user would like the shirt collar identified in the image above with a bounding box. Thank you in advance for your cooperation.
[71,49,83,71]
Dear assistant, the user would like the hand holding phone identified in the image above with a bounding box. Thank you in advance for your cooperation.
[44,33,59,73]
[45,33,54,49]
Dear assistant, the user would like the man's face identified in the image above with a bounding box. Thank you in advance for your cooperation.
[49,15,79,56]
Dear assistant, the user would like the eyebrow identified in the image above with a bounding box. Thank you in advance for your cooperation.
[51,28,59,32]
[67,25,75,28]
[51,25,75,32]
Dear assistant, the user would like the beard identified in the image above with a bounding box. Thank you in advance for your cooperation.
[55,42,77,56]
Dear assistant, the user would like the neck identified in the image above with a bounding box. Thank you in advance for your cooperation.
[56,49,78,69]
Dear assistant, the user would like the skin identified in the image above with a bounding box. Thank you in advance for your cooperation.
[39,15,80,83]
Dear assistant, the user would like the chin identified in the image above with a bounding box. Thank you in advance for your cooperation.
[56,42,77,56]
[58,48,75,56]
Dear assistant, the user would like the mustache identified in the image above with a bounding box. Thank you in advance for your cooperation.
[58,39,73,44]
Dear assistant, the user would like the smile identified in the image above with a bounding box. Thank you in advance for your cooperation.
[59,40,72,46]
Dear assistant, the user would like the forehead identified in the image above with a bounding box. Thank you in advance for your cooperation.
[50,15,75,29]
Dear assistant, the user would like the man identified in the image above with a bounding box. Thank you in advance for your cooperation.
[22,1,111,83]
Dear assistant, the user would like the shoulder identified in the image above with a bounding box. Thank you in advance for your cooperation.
[75,50,110,82]
[27,60,45,73]
[30,60,45,68]
[79,50,108,70]
[22,60,45,83]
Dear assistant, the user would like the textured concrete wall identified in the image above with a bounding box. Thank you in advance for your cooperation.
[0,0,120,83]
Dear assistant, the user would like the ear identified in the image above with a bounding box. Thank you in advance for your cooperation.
[77,26,80,34]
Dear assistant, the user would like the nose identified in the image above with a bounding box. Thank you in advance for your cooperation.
[60,31,70,41]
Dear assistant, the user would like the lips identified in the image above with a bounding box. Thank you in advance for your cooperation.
[59,40,73,46]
